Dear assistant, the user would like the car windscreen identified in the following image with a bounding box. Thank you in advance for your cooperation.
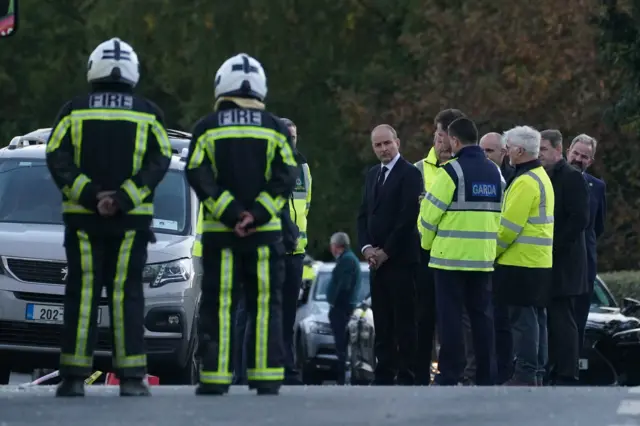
[0,159,190,235]
[591,277,616,308]
[312,270,370,303]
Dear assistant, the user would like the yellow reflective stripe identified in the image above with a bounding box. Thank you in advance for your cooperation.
[203,191,234,220]
[121,179,151,207]
[46,116,72,153]
[429,257,494,269]
[247,368,284,381]
[255,246,271,376]
[436,230,497,239]
[71,116,83,167]
[111,231,146,369]
[132,122,148,174]
[62,201,153,215]
[75,231,93,364]
[187,134,207,169]
[199,248,234,385]
[500,217,523,233]
[150,120,172,158]
[424,192,448,211]
[524,171,555,224]
[514,235,553,246]
[420,217,438,232]
[70,109,155,123]
[60,353,92,367]
[62,174,91,202]
[200,371,233,385]
[256,191,285,216]
[202,217,281,233]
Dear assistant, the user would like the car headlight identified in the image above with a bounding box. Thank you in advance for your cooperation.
[143,259,191,288]
[307,320,332,335]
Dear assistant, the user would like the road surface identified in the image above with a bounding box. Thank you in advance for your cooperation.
[1,384,640,426]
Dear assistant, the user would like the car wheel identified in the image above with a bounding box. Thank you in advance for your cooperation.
[161,321,199,385]
[296,334,322,385]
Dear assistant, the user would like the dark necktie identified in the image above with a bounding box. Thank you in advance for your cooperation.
[375,165,388,197]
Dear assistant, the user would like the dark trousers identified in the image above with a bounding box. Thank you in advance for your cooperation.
[547,296,579,382]
[575,291,592,354]
[415,250,436,385]
[462,308,476,382]
[59,229,148,379]
[233,295,248,384]
[370,260,417,385]
[283,254,304,377]
[329,306,351,384]
[199,242,285,388]
[509,306,547,384]
[434,269,496,386]
[493,298,514,384]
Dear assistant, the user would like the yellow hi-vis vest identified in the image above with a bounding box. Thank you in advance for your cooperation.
[192,206,204,257]
[289,163,312,254]
[414,147,440,193]
[419,153,503,272]
[496,166,554,268]
[414,148,440,232]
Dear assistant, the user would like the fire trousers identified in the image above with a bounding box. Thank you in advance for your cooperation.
[59,229,149,379]
[198,242,285,388]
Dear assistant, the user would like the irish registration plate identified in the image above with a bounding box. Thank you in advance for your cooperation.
[25,304,102,325]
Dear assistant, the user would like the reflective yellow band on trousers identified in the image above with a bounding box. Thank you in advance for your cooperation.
[202,217,281,233]
[247,245,284,382]
[200,249,234,385]
[112,230,146,369]
[62,202,153,215]
[60,230,94,368]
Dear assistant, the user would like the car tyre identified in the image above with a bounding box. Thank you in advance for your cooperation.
[161,319,199,385]
[0,361,10,385]
[296,334,322,385]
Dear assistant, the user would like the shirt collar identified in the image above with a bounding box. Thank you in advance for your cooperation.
[382,153,401,171]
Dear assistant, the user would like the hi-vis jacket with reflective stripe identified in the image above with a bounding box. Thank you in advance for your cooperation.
[419,145,504,272]
[496,161,554,268]
[289,151,312,254]
[414,147,441,233]
[45,85,172,233]
[185,99,298,250]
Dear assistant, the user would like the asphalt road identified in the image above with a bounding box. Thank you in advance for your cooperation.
[1,385,640,426]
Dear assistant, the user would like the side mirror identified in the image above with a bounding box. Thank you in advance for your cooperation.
[621,297,640,317]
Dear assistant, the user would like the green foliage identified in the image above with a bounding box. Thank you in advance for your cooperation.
[0,0,638,264]
[600,270,640,302]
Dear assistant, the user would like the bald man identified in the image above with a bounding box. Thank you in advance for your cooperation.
[357,124,422,385]
[480,132,515,183]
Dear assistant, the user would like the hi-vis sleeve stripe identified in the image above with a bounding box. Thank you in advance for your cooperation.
[256,191,285,216]
[496,171,554,255]
[419,168,456,250]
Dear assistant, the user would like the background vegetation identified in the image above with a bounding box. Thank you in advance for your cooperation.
[2,0,640,282]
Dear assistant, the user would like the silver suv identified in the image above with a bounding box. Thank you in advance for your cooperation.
[0,127,201,385]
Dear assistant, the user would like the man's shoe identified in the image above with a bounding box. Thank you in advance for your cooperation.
[119,379,151,397]
[195,383,228,395]
[55,378,85,397]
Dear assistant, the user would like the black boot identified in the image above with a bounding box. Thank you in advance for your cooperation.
[195,382,229,395]
[254,383,280,395]
[55,377,85,397]
[119,378,151,396]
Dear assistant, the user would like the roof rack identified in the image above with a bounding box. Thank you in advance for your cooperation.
[7,135,48,150]
[166,129,191,139]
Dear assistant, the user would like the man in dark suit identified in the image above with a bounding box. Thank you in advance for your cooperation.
[539,129,590,385]
[357,124,423,385]
[567,134,607,353]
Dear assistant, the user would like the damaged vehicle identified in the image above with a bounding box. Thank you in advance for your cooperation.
[346,275,640,386]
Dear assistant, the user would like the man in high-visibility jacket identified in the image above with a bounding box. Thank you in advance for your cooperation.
[419,117,503,386]
[279,117,312,384]
[413,108,464,385]
[493,125,554,386]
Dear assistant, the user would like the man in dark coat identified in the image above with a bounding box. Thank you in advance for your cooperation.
[539,129,590,385]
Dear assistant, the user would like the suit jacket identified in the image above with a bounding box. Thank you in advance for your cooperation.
[326,249,362,310]
[584,173,607,287]
[548,159,590,297]
[357,156,423,265]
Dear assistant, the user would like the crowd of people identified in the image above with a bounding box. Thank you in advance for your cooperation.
[357,109,607,386]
